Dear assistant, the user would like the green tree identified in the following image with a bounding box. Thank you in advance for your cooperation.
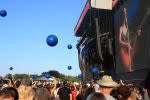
[42,70,60,78]
[59,74,81,82]
[13,74,29,80]
[41,70,81,82]
[60,74,67,81]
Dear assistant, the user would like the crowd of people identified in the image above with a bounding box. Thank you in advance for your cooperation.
[0,75,149,100]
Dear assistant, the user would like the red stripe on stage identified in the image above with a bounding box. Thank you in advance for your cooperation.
[74,1,90,35]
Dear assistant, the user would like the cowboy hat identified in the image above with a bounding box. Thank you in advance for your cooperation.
[97,75,118,87]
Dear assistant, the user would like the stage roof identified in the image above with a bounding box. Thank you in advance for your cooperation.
[74,0,118,37]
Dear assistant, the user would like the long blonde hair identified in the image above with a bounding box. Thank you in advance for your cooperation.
[17,85,35,100]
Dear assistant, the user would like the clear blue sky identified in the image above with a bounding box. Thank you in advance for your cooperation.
[0,0,86,76]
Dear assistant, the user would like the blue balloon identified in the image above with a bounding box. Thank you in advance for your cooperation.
[45,73,50,79]
[9,67,13,70]
[78,74,82,78]
[0,10,7,17]
[92,66,99,73]
[31,75,36,78]
[68,66,72,70]
[46,35,58,47]
[67,44,72,49]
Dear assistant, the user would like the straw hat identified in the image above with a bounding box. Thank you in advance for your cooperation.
[97,75,118,87]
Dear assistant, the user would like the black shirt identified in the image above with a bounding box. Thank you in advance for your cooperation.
[58,86,71,100]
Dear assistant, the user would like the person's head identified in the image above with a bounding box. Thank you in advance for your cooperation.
[70,85,76,91]
[37,82,43,88]
[97,75,118,96]
[21,78,32,86]
[117,85,136,100]
[50,84,55,90]
[123,8,127,15]
[0,87,19,100]
[33,87,51,100]
[89,80,94,87]
[63,81,67,86]
[90,92,106,100]
[128,85,137,100]
[80,85,88,97]
[120,7,128,27]
[18,78,35,100]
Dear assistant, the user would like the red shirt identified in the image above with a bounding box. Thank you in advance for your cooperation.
[71,90,77,100]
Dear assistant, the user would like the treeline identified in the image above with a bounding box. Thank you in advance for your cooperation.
[4,70,81,82]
